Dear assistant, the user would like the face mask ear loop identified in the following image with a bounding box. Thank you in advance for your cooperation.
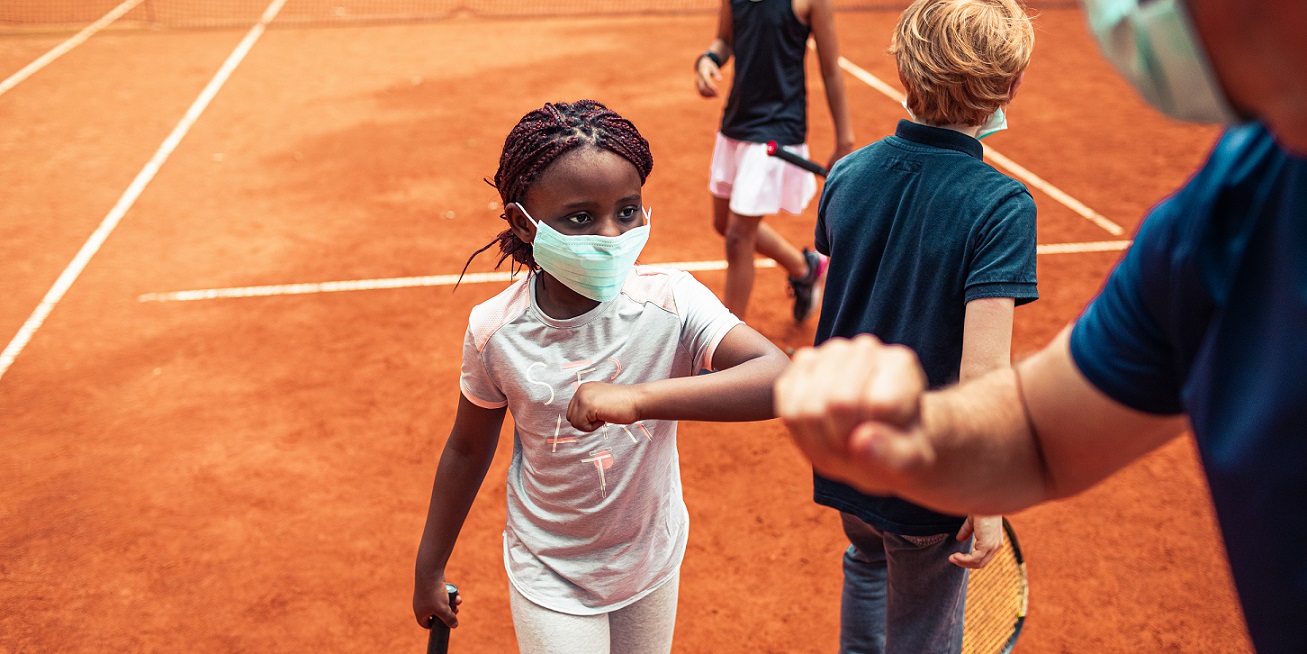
[513,202,538,226]
[642,206,652,227]
[513,202,543,247]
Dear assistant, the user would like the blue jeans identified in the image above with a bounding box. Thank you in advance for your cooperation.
[838,512,971,654]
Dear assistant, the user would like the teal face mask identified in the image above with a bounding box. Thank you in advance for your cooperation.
[1082,0,1240,123]
[517,203,651,303]
[976,107,1008,140]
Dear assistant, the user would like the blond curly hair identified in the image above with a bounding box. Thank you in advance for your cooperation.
[890,0,1034,127]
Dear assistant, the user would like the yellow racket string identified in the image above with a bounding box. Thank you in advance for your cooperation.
[960,526,1027,654]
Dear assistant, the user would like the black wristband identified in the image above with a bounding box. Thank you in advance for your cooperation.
[697,50,723,71]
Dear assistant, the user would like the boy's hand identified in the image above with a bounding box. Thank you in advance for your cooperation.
[568,382,642,431]
[413,570,461,629]
[775,335,936,494]
[949,515,1003,569]
[695,56,723,98]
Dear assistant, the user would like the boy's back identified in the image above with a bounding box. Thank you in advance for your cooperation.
[813,118,1037,535]
[806,2,1037,651]
[815,120,1037,390]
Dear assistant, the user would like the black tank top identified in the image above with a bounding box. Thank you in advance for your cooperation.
[720,0,811,146]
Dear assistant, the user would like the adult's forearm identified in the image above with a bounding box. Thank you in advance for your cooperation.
[905,329,1190,515]
[903,368,1053,515]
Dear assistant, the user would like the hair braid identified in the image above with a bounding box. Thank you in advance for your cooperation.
[459,100,653,283]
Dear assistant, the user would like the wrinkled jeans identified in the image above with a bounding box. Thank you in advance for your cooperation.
[838,512,971,654]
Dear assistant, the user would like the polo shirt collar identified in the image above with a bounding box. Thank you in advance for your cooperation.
[894,119,984,159]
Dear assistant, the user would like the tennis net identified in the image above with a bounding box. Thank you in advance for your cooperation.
[2,0,1076,30]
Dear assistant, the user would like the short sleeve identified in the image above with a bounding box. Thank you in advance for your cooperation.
[966,190,1038,306]
[459,322,507,409]
[671,271,742,372]
[1070,201,1186,415]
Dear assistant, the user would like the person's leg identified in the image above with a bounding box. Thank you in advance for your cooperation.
[722,210,763,318]
[609,573,680,654]
[714,197,808,318]
[882,528,972,654]
[839,513,889,654]
[715,196,808,276]
[723,140,826,320]
[509,583,611,654]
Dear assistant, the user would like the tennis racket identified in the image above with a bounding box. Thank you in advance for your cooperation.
[766,140,829,177]
[426,583,459,654]
[960,518,1029,654]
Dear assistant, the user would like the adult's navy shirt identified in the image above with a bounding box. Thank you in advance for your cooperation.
[720,0,809,146]
[813,120,1038,535]
[1070,123,1307,654]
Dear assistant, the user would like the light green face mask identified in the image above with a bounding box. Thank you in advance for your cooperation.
[1082,0,1240,124]
[517,203,651,303]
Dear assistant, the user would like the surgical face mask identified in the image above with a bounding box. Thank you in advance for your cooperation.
[976,107,1007,140]
[902,101,1008,140]
[1082,0,1240,123]
[516,203,651,303]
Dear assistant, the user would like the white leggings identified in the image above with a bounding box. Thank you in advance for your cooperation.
[508,574,680,654]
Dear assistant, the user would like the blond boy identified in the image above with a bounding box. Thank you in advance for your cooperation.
[807,1,1035,652]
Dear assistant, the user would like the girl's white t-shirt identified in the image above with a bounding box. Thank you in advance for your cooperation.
[460,265,741,615]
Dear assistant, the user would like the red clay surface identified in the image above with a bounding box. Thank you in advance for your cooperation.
[1,7,1254,653]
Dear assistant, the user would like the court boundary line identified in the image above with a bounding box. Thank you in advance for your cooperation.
[0,0,145,98]
[136,240,1132,303]
[835,55,1126,236]
[0,0,288,382]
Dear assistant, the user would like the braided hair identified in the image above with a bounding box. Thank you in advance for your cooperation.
[464,100,654,277]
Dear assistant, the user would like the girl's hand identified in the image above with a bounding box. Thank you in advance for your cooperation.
[949,515,1004,569]
[413,570,462,629]
[568,382,642,431]
[695,57,722,98]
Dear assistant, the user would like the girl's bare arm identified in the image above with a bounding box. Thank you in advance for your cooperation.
[808,0,856,164]
[412,395,506,628]
[567,323,790,429]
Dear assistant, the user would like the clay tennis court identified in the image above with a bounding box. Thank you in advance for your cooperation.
[0,2,1255,652]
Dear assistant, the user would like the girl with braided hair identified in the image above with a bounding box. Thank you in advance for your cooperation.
[412,99,788,653]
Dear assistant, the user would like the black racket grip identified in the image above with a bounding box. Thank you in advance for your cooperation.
[766,141,828,177]
[427,583,459,654]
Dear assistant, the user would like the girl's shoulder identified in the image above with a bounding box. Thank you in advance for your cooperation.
[466,276,532,349]
[624,265,728,318]
[623,265,692,312]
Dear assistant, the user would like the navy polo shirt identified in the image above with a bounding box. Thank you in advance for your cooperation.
[1071,123,1307,654]
[813,120,1038,535]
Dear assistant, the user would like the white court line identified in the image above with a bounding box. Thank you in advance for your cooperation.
[0,0,288,382]
[137,241,1132,303]
[0,0,145,98]
[136,260,774,303]
[835,55,1126,236]
[1036,239,1133,255]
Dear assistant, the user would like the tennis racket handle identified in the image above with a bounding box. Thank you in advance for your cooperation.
[766,141,829,177]
[427,583,459,654]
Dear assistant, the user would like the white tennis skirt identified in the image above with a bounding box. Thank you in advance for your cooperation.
[708,132,818,217]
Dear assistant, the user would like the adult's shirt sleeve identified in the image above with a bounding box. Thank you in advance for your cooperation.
[1070,198,1187,415]
[965,189,1039,305]
[672,271,743,373]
